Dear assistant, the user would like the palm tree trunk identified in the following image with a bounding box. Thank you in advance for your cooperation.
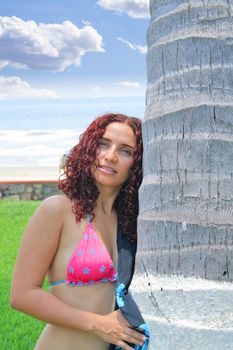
[133,1,233,349]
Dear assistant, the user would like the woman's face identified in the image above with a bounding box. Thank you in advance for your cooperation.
[93,122,136,190]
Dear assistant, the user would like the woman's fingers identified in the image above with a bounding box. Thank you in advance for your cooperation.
[122,327,146,347]
[92,310,146,348]
[112,329,145,349]
[112,327,145,349]
[116,310,146,345]
[114,339,135,350]
[126,326,146,342]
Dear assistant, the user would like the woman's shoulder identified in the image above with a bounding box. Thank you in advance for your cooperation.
[38,194,72,216]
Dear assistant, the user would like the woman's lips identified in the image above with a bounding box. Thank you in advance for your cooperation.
[98,166,117,175]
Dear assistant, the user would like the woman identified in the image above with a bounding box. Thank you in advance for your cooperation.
[10,113,147,350]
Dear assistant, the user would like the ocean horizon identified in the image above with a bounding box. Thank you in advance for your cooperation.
[0,96,146,168]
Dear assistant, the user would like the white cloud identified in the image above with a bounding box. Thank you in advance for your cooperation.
[97,0,149,19]
[0,16,104,71]
[118,37,147,54]
[82,20,92,26]
[0,76,57,99]
[115,80,141,88]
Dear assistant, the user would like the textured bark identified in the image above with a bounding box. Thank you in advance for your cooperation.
[137,0,233,281]
[133,1,233,348]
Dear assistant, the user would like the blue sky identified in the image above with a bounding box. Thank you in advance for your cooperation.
[0,0,150,99]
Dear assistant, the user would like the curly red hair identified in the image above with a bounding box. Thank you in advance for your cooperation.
[58,113,142,242]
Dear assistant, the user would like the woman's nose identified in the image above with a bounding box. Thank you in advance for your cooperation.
[104,148,118,162]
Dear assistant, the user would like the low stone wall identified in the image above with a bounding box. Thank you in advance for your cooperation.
[0,180,61,200]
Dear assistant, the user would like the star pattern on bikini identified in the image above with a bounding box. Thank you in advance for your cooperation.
[83,233,89,240]
[99,265,106,273]
[89,247,97,255]
[49,212,118,287]
[69,266,74,274]
[82,267,91,274]
[77,249,84,256]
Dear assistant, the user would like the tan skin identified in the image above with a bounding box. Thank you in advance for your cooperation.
[10,122,145,350]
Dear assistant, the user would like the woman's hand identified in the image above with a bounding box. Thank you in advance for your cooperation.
[92,309,146,350]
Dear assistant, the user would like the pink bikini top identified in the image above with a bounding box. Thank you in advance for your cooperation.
[49,212,118,287]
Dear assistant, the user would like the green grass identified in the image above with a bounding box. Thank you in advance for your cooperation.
[0,200,46,350]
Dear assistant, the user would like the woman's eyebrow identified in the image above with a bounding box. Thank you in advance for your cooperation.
[101,137,135,150]
[121,144,135,150]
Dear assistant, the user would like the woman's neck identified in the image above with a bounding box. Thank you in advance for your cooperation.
[95,185,120,215]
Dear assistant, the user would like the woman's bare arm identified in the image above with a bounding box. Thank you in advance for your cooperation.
[10,195,96,331]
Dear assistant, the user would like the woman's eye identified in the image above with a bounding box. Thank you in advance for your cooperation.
[98,140,108,149]
[121,148,132,157]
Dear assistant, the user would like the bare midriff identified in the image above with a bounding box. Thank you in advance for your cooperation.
[34,282,116,350]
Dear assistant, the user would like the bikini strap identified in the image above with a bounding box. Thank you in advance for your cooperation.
[86,211,91,224]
